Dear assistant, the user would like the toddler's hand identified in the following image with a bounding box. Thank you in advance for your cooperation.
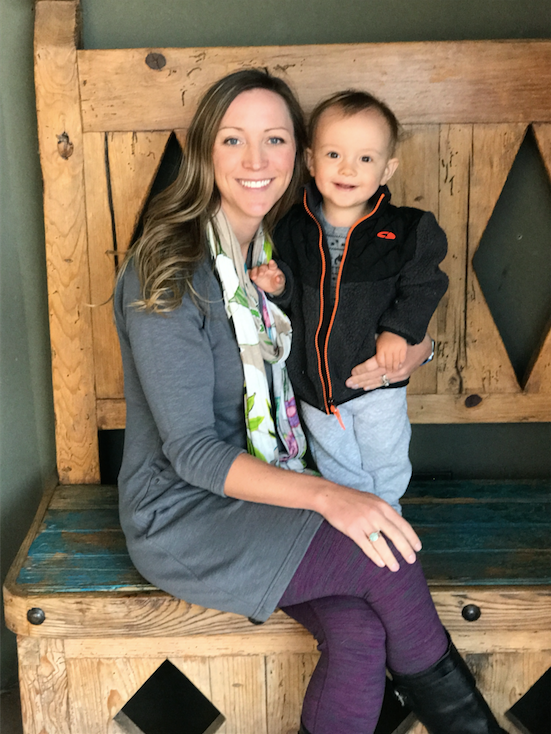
[249,260,286,296]
[375,331,408,372]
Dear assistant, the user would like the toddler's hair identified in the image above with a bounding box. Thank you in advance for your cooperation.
[308,90,402,155]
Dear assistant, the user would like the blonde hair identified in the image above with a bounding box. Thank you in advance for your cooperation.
[125,68,307,312]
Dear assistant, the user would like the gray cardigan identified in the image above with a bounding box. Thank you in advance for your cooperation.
[114,258,322,621]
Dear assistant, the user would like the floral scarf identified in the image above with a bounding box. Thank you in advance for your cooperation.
[207,209,307,472]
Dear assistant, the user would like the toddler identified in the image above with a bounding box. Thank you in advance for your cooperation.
[251,90,448,513]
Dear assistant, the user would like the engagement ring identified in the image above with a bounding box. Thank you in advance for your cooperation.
[369,531,380,542]
[381,374,390,387]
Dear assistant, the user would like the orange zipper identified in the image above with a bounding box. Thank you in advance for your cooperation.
[304,190,386,423]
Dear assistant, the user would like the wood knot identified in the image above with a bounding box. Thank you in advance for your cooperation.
[57,132,74,159]
[464,394,483,408]
[145,52,167,70]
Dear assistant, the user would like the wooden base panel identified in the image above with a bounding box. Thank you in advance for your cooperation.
[17,637,551,734]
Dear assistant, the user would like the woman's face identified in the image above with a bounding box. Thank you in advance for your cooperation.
[212,88,296,245]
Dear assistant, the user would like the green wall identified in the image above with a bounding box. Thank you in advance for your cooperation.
[1,0,550,688]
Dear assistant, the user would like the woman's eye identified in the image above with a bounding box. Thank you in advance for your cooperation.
[361,156,373,163]
[223,137,240,146]
[268,136,285,145]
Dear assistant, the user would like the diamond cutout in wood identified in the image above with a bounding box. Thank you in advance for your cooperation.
[472,126,551,388]
[505,666,550,734]
[113,659,225,734]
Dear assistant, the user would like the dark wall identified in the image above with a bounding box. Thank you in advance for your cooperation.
[1,0,550,687]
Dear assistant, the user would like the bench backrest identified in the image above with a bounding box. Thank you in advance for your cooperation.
[35,0,551,484]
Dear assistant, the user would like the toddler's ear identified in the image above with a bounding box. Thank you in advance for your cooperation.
[382,157,399,185]
[306,148,315,177]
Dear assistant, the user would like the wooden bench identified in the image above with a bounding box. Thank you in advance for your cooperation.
[3,2,551,732]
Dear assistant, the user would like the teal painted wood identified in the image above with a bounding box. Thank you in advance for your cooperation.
[15,480,551,593]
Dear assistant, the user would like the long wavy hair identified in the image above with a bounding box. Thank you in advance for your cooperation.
[126,68,307,312]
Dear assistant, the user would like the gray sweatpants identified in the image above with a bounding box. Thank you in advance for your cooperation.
[300,387,411,514]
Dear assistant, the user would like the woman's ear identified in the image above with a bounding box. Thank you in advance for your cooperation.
[306,148,315,177]
[381,157,399,185]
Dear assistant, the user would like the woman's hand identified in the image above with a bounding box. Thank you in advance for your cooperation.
[346,333,433,392]
[225,454,421,572]
[315,484,422,571]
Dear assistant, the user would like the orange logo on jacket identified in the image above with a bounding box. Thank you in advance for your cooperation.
[377,231,396,240]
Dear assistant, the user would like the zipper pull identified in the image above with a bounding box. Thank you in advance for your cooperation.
[330,403,346,431]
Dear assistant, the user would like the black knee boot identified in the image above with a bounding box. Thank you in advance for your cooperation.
[390,635,507,734]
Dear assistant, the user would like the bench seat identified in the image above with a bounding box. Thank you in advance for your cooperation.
[5,479,550,640]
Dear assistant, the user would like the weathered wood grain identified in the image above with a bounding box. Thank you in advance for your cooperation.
[208,656,267,734]
[97,398,126,429]
[83,132,124,399]
[437,125,471,394]
[35,0,100,482]
[66,634,318,659]
[407,392,551,422]
[464,124,527,394]
[107,131,170,256]
[266,653,319,734]
[77,41,551,132]
[66,657,161,734]
[93,391,551,430]
[391,125,440,395]
[18,637,71,734]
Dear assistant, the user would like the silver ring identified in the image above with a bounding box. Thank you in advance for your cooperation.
[381,374,390,387]
[369,531,380,542]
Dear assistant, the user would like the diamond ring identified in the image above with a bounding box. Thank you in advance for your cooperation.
[381,374,390,387]
[369,531,380,542]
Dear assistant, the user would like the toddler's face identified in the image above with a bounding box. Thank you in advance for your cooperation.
[307,108,398,227]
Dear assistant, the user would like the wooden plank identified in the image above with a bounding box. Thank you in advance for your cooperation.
[464,124,527,394]
[35,0,100,483]
[83,132,124,400]
[18,637,71,734]
[390,125,440,395]
[66,635,317,659]
[77,41,551,132]
[407,392,551,422]
[437,125,471,394]
[97,398,126,429]
[208,655,267,734]
[107,131,170,256]
[97,391,551,428]
[66,657,161,734]
[403,479,550,503]
[5,587,551,639]
[49,484,118,509]
[266,653,319,734]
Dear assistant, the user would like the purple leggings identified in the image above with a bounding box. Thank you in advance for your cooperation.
[278,520,448,734]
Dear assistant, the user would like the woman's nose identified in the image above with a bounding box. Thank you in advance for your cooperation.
[339,158,356,176]
[243,143,267,170]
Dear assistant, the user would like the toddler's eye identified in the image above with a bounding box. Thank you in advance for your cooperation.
[327,151,339,159]
[361,155,373,163]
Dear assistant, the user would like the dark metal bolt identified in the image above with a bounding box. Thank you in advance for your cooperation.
[462,604,481,622]
[27,608,46,625]
[145,52,166,70]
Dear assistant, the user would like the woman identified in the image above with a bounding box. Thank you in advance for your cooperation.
[115,68,505,734]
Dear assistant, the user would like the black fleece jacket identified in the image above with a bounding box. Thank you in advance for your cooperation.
[273,182,448,413]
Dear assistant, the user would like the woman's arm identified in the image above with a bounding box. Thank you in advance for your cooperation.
[225,453,422,572]
[345,333,433,392]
